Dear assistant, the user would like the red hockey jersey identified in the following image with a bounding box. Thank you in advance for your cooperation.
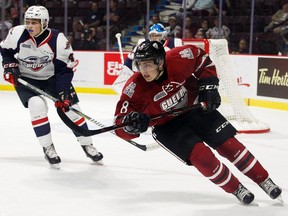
[114,44,218,140]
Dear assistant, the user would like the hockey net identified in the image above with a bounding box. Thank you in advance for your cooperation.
[183,39,270,133]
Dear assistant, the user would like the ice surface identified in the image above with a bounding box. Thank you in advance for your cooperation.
[0,91,287,216]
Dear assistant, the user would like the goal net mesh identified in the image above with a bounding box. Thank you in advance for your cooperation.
[183,39,270,133]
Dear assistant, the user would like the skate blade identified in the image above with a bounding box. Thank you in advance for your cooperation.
[276,195,284,205]
[240,201,259,206]
[249,201,259,206]
[92,159,104,166]
[50,163,61,169]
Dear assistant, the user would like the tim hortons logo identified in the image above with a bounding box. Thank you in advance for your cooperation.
[259,68,288,86]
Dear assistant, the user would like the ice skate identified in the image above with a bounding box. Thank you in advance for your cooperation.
[82,144,104,165]
[233,183,256,205]
[43,144,61,169]
[259,178,283,203]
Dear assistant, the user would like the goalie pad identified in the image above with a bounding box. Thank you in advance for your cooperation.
[112,65,134,95]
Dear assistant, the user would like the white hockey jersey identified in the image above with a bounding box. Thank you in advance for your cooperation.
[0,25,75,92]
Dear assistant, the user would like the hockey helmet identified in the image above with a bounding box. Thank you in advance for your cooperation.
[148,23,167,42]
[134,40,166,69]
[25,6,49,31]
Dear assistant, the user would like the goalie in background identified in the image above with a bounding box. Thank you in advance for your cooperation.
[112,23,183,95]
[0,5,103,169]
[113,40,283,205]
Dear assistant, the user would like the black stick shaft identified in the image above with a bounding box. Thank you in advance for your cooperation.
[17,78,158,151]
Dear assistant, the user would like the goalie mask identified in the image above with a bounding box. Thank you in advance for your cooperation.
[148,23,167,43]
[134,40,166,70]
[25,6,49,32]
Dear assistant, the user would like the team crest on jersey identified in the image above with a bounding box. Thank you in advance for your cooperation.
[153,91,167,101]
[154,81,184,101]
[123,82,136,98]
[159,86,188,111]
[20,56,51,71]
[179,48,194,59]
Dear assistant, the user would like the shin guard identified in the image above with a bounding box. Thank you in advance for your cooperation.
[28,96,52,148]
[189,143,239,193]
[216,137,268,184]
[65,104,92,145]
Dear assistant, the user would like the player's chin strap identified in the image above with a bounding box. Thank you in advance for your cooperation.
[17,78,159,151]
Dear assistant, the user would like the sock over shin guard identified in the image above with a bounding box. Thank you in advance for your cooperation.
[28,96,52,147]
[65,104,92,145]
[216,137,268,184]
[189,143,239,193]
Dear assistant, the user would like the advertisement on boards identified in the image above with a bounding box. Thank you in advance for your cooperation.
[257,58,288,99]
[104,52,128,85]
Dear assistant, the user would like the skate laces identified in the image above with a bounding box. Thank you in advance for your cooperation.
[260,178,276,194]
[44,145,58,158]
[84,145,98,156]
[234,184,251,200]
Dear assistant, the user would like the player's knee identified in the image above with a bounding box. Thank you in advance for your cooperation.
[189,142,216,167]
[28,96,48,118]
[65,103,81,120]
[216,137,245,159]
[65,103,88,129]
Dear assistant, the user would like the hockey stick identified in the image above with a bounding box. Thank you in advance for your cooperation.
[115,33,125,65]
[112,33,134,94]
[17,78,204,146]
[17,78,159,151]
[56,101,205,136]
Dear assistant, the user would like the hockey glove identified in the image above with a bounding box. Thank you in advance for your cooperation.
[3,63,20,86]
[55,89,73,112]
[122,112,150,134]
[198,77,221,113]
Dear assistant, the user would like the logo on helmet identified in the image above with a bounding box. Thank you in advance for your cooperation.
[152,42,159,49]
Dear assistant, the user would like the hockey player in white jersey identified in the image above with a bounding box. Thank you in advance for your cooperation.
[112,23,183,94]
[0,5,103,169]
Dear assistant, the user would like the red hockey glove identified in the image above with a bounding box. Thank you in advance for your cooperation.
[122,112,150,134]
[3,63,20,86]
[198,77,221,113]
[55,90,71,112]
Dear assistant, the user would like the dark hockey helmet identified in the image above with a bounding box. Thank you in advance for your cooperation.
[134,40,166,69]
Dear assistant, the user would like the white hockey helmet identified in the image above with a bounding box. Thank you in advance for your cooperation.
[148,23,167,42]
[25,6,49,31]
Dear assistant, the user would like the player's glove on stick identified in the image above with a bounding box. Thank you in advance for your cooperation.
[198,77,221,113]
[3,63,20,86]
[122,112,150,134]
[55,88,73,112]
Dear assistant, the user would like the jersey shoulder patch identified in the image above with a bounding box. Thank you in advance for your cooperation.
[123,73,143,98]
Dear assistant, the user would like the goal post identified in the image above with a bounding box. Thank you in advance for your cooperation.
[183,39,270,133]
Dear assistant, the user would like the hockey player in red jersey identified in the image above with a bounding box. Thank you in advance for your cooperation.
[0,5,103,168]
[112,23,183,94]
[113,40,282,205]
